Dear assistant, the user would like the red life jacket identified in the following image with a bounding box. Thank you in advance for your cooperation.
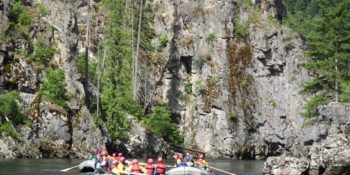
[198,159,204,164]
[145,163,155,175]
[156,163,166,174]
[131,164,142,173]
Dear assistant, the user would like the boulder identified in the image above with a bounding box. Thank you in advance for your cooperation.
[2,55,39,93]
[34,99,71,158]
[309,134,350,175]
[263,156,309,175]
[124,114,173,158]
[71,106,107,158]
[0,134,19,159]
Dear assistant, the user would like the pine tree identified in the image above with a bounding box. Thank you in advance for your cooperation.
[99,0,138,140]
[298,0,350,117]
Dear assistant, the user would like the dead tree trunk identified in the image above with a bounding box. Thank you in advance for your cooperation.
[96,48,107,119]
[133,0,143,102]
[84,0,91,106]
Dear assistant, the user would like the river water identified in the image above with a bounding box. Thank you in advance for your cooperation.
[0,159,264,175]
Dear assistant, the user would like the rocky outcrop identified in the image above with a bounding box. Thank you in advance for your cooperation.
[0,0,348,165]
[122,115,173,158]
[263,156,309,175]
[263,104,350,175]
[0,0,107,158]
[307,104,350,175]
[0,0,173,159]
[150,0,309,159]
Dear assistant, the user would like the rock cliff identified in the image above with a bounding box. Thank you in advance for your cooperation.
[263,104,350,175]
[0,1,349,171]
[149,0,311,159]
[0,0,170,158]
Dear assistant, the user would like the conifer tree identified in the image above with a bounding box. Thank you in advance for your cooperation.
[296,0,350,117]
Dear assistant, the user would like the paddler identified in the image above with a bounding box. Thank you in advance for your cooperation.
[184,152,194,166]
[155,157,166,175]
[111,160,119,174]
[145,158,155,175]
[174,153,184,167]
[111,156,125,175]
[117,153,123,161]
[112,153,118,161]
[96,150,111,173]
[197,154,208,172]
[131,159,146,174]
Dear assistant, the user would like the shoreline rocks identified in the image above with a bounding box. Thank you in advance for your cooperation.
[263,103,350,175]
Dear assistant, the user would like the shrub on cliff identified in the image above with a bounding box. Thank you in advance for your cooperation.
[6,2,32,43]
[0,91,22,125]
[0,91,24,140]
[76,54,97,82]
[40,68,67,108]
[31,38,56,67]
[0,123,22,140]
[143,107,183,144]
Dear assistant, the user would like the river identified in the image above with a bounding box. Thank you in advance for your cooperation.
[0,159,264,175]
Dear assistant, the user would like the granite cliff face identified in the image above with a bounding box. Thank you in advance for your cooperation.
[263,104,350,175]
[0,0,170,158]
[0,0,106,158]
[149,0,310,159]
[0,2,349,173]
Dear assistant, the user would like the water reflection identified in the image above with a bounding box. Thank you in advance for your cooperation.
[0,159,263,175]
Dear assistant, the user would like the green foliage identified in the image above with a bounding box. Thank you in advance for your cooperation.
[0,91,22,125]
[23,119,33,128]
[99,0,136,140]
[0,123,22,140]
[184,83,193,95]
[247,9,261,23]
[194,80,205,95]
[340,81,350,103]
[301,94,327,118]
[40,68,67,107]
[105,107,131,140]
[271,100,277,108]
[302,118,316,128]
[267,14,279,26]
[207,32,217,44]
[207,77,217,87]
[243,99,250,110]
[239,0,253,8]
[143,107,183,144]
[158,34,168,47]
[229,111,237,121]
[76,54,97,81]
[284,0,350,117]
[37,3,48,16]
[31,38,56,66]
[233,17,249,39]
[11,2,32,26]
[6,1,32,42]
[99,0,183,143]
[283,39,294,50]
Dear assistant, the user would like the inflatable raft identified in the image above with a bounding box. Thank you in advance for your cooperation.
[166,166,208,175]
[79,158,96,172]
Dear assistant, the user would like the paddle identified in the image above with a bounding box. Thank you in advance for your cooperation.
[120,171,149,175]
[60,165,79,172]
[194,161,236,175]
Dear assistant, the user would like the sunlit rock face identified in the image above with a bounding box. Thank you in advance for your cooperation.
[0,0,106,158]
[151,0,311,159]
[0,1,348,168]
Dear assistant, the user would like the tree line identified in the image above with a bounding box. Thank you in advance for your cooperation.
[284,0,350,117]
